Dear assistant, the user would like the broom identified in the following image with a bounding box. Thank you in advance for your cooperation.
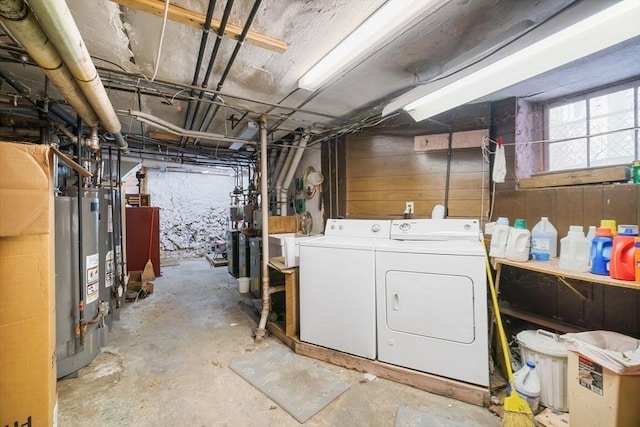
[141,208,156,283]
[480,239,535,427]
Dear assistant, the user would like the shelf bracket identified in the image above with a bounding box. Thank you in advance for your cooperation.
[557,276,590,301]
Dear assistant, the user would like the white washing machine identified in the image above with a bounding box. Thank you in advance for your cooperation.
[375,219,489,386]
[299,219,391,359]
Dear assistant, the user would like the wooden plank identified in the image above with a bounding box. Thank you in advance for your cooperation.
[346,200,484,219]
[523,189,556,229]
[110,0,288,53]
[553,187,583,240]
[293,340,489,407]
[535,408,570,427]
[267,216,297,234]
[347,188,483,202]
[284,269,299,337]
[519,165,630,189]
[346,134,415,158]
[583,186,603,228]
[602,184,637,226]
[266,322,294,349]
[347,172,486,192]
[413,129,489,152]
[346,152,484,178]
[603,287,640,338]
[500,304,583,334]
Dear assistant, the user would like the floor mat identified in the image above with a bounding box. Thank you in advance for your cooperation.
[394,406,472,427]
[230,345,351,423]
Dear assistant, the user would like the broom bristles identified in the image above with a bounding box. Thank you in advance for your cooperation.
[141,259,156,282]
[502,411,536,427]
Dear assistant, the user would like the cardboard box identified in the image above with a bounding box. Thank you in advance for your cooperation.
[0,142,57,426]
[568,350,640,427]
[127,270,153,294]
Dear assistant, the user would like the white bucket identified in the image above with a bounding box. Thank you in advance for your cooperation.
[517,329,569,412]
[237,277,250,294]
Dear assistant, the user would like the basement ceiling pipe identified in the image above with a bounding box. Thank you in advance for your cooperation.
[279,133,308,216]
[0,0,99,127]
[27,0,127,151]
[197,0,262,134]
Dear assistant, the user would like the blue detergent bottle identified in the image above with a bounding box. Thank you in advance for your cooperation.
[591,227,614,275]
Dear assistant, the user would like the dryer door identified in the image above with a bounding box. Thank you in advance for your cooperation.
[385,270,475,344]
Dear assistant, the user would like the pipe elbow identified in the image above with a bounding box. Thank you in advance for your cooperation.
[114,132,128,152]
[87,127,99,153]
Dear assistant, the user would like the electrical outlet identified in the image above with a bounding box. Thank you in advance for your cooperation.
[405,201,414,213]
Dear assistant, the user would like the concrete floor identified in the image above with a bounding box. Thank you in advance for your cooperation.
[57,258,500,426]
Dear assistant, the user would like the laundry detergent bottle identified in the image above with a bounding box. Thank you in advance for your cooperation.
[489,217,510,258]
[505,219,530,262]
[610,225,639,281]
[531,217,558,258]
[591,227,614,275]
[514,361,541,413]
[559,226,590,272]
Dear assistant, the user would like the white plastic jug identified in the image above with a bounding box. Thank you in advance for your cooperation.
[489,217,510,258]
[506,219,530,262]
[514,361,541,413]
[559,226,591,272]
[531,217,558,258]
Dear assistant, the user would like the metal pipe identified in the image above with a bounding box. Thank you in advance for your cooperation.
[255,115,269,341]
[187,0,233,137]
[197,0,261,134]
[0,0,100,127]
[274,135,300,215]
[76,114,85,345]
[280,133,308,216]
[181,0,218,139]
[27,0,128,150]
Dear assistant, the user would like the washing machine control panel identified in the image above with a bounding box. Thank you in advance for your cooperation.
[324,219,392,237]
[390,219,480,241]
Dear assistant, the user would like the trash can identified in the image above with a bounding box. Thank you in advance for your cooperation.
[563,330,640,427]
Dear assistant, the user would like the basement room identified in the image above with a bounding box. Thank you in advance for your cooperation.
[0,1,639,426]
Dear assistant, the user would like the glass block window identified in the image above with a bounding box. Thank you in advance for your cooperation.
[546,82,639,171]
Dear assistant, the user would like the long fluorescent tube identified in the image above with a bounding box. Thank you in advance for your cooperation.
[390,1,640,122]
[298,0,439,91]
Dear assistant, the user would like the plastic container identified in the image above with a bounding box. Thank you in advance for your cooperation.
[237,277,250,293]
[505,219,530,262]
[489,217,510,258]
[514,361,541,413]
[610,225,639,281]
[531,217,558,258]
[591,227,614,275]
[559,226,591,272]
[633,160,640,183]
[517,329,569,411]
[600,219,617,237]
[635,238,640,283]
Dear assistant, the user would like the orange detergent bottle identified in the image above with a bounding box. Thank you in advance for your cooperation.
[610,225,638,281]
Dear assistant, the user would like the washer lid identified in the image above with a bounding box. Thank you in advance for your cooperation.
[517,329,568,357]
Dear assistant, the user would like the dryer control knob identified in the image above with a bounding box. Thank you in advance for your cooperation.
[399,222,411,232]
[330,225,335,230]
[371,224,381,233]
[339,225,344,230]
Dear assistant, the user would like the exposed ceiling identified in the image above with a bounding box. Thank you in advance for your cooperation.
[0,0,638,166]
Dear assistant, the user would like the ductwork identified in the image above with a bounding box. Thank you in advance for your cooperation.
[279,133,308,216]
[274,136,298,215]
[0,0,128,150]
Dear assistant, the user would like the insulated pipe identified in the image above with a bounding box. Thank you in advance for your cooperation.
[0,0,99,127]
[274,135,299,215]
[27,0,128,150]
[255,115,269,341]
[280,133,308,216]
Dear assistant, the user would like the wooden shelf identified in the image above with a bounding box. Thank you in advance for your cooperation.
[499,304,583,334]
[494,257,640,291]
[268,257,299,337]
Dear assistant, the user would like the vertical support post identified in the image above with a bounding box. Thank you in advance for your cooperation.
[255,115,270,341]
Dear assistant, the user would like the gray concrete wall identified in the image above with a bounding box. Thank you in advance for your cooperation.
[147,169,236,258]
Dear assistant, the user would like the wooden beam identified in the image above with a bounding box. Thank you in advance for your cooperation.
[518,165,630,189]
[111,0,288,53]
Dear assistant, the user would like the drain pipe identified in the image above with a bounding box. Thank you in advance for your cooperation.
[280,133,308,216]
[27,0,128,151]
[52,122,100,152]
[255,115,269,342]
[0,0,99,127]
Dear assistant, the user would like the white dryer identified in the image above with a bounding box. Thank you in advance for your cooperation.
[299,219,391,359]
[375,219,489,386]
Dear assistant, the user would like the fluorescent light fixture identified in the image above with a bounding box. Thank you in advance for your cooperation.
[230,121,259,150]
[386,1,640,122]
[298,0,439,91]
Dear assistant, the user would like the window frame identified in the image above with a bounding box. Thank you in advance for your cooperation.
[543,79,640,172]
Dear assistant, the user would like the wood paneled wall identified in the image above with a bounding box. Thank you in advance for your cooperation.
[345,132,489,220]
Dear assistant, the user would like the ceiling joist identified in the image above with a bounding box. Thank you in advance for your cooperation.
[110,0,288,53]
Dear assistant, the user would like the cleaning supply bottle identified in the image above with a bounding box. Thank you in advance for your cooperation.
[489,217,510,258]
[610,225,639,281]
[514,361,541,413]
[591,227,614,275]
[600,219,617,237]
[559,226,591,272]
[505,219,530,262]
[531,217,558,258]
[635,238,640,283]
